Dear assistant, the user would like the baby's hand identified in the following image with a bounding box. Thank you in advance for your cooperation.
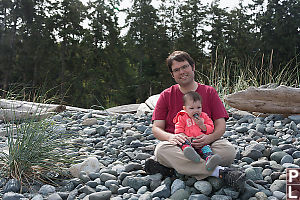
[194,117,206,131]
[194,117,204,126]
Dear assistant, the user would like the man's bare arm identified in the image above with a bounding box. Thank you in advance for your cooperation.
[209,118,226,141]
[152,120,186,145]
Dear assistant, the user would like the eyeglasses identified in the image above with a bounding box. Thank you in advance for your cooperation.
[171,64,191,73]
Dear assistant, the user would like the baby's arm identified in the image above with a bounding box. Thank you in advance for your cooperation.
[194,117,207,131]
[200,113,214,134]
[174,116,190,140]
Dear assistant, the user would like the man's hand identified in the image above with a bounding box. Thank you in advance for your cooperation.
[168,133,187,145]
[191,134,212,148]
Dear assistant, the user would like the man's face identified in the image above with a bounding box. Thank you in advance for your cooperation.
[171,60,195,86]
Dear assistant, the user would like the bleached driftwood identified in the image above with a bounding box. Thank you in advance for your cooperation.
[224,85,300,114]
[0,99,67,121]
[0,98,135,121]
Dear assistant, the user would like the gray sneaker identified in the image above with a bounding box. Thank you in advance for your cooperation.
[183,146,201,163]
[206,154,222,171]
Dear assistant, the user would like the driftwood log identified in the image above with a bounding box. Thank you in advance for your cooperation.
[0,99,67,121]
[224,85,300,114]
[0,99,140,121]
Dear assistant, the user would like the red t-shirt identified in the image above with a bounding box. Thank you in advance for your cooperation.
[152,83,229,134]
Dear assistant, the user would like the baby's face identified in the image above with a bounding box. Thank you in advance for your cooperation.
[183,99,202,118]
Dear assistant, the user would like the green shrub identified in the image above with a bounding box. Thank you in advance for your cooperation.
[0,115,73,185]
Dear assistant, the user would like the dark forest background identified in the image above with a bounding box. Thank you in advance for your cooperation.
[1,0,299,109]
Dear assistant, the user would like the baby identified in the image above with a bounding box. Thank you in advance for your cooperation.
[173,91,222,171]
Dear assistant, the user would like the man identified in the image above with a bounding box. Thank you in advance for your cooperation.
[144,51,245,191]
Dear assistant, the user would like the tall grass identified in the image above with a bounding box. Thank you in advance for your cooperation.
[0,86,73,188]
[196,51,300,107]
[0,83,64,105]
[0,118,73,184]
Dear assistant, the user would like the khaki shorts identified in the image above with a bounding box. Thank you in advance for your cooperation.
[154,139,236,180]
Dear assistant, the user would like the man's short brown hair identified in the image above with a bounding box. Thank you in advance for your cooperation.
[166,51,195,73]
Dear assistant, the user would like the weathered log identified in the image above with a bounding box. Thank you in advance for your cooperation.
[0,99,69,121]
[224,85,300,114]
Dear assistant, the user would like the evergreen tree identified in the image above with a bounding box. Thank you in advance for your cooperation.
[175,0,207,62]
[124,0,171,102]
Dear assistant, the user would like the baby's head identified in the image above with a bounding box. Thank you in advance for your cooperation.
[183,91,202,118]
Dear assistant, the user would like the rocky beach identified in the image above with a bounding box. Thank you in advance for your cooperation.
[1,107,300,200]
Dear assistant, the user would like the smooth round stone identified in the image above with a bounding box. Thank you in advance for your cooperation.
[262,169,272,177]
[171,179,185,194]
[270,180,286,193]
[137,186,148,194]
[188,194,210,200]
[89,191,112,200]
[82,118,97,126]
[39,185,56,195]
[255,191,268,199]
[170,188,190,200]
[2,192,25,200]
[122,176,150,191]
[236,126,249,133]
[265,127,275,134]
[242,149,263,160]
[264,176,272,183]
[105,180,119,188]
[224,131,234,137]
[48,193,63,200]
[86,181,98,188]
[274,121,283,128]
[124,136,136,145]
[292,151,300,159]
[211,195,232,200]
[3,179,21,193]
[135,153,152,160]
[109,184,119,194]
[282,163,300,168]
[136,124,147,132]
[294,158,300,166]
[248,123,256,129]
[139,192,152,200]
[128,188,136,193]
[186,177,197,187]
[194,181,212,196]
[256,124,265,132]
[273,191,285,199]
[124,163,143,172]
[31,194,43,200]
[241,157,254,164]
[89,172,101,180]
[151,184,171,198]
[250,160,269,168]
[79,172,91,183]
[270,151,288,163]
[281,154,294,165]
[223,188,239,199]
[206,176,223,191]
[117,186,130,195]
[97,185,110,195]
[260,189,272,196]
[100,173,117,182]
[245,167,263,181]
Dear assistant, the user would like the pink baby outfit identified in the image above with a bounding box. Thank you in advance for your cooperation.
[173,110,214,137]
